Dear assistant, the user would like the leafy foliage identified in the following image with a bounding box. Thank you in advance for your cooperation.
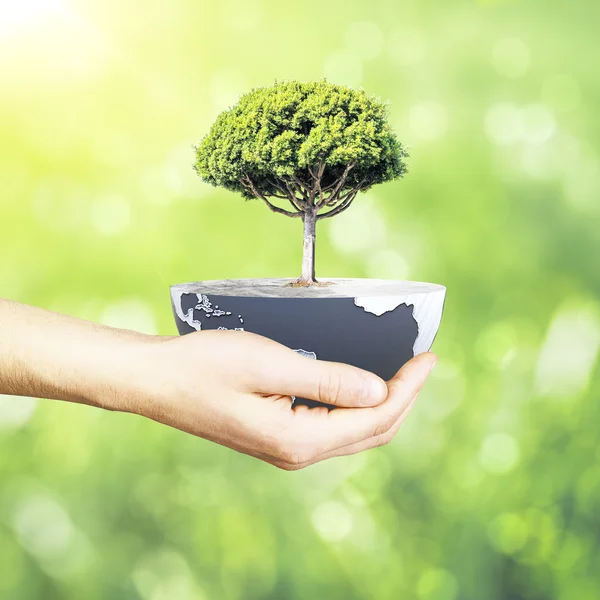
[194,80,408,218]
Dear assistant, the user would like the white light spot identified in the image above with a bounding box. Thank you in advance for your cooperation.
[485,103,556,147]
[484,103,524,146]
[0,396,38,432]
[366,248,409,280]
[479,433,520,474]
[520,144,559,180]
[420,361,465,422]
[328,200,387,256]
[100,299,158,335]
[141,145,203,205]
[323,52,363,88]
[0,0,63,38]
[13,495,74,559]
[520,104,556,145]
[535,303,600,398]
[492,38,531,78]
[160,165,183,195]
[0,1,109,83]
[389,31,427,66]
[408,101,448,142]
[311,501,353,542]
[132,549,203,600]
[91,194,131,236]
[345,22,384,60]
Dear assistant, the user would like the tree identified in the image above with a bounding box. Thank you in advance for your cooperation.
[194,80,408,285]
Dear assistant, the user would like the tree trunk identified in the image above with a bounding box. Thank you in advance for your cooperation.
[299,211,317,284]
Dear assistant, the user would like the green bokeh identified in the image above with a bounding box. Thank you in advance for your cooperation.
[0,0,599,598]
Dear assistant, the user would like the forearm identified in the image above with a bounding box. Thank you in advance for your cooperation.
[0,298,157,410]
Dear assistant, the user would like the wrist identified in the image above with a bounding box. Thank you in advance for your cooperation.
[75,331,167,413]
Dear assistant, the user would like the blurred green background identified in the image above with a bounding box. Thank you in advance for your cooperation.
[1,0,599,598]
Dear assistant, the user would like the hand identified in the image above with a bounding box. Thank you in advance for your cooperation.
[0,299,436,470]
[130,330,437,470]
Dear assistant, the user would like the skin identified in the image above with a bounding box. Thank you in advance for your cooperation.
[0,298,437,470]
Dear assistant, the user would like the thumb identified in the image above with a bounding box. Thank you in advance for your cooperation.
[253,347,388,408]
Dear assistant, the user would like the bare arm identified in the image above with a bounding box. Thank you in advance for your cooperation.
[0,298,436,470]
[0,298,156,408]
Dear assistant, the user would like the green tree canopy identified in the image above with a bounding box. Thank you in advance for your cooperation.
[194,80,407,214]
[194,80,408,282]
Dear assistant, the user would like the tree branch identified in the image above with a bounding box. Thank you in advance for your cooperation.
[309,162,326,208]
[240,175,303,218]
[289,175,310,201]
[316,190,358,220]
[317,162,355,209]
[265,177,305,211]
[324,182,364,206]
[280,178,309,209]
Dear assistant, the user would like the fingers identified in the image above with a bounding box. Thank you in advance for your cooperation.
[321,352,436,448]
[270,352,437,470]
[247,339,388,408]
[292,386,423,468]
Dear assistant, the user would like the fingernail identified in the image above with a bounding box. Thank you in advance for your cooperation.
[361,377,387,406]
[429,356,438,372]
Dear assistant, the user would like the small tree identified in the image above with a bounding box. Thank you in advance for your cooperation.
[194,80,408,285]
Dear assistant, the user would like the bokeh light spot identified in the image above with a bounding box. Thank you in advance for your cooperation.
[535,302,600,398]
[520,104,556,145]
[488,512,529,554]
[328,200,387,256]
[311,501,353,542]
[562,154,600,211]
[476,321,518,368]
[409,101,448,142]
[32,183,87,232]
[132,548,205,600]
[100,299,158,335]
[13,495,74,559]
[344,21,384,61]
[91,194,131,236]
[478,433,520,473]
[0,0,63,37]
[389,31,427,66]
[485,103,556,150]
[366,248,409,280]
[420,361,465,421]
[520,143,560,180]
[485,103,524,146]
[492,38,531,78]
[417,568,458,600]
[0,395,38,432]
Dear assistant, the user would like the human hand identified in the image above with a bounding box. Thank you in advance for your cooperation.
[128,330,437,470]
